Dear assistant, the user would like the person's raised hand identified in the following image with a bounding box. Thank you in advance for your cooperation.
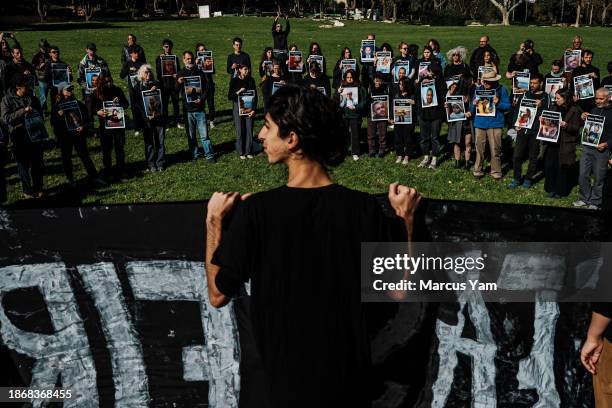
[388,182,421,220]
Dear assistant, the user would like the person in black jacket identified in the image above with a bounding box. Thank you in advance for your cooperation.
[300,61,330,97]
[120,45,144,135]
[93,73,130,178]
[469,35,499,76]
[133,64,166,171]
[417,61,447,169]
[50,82,103,187]
[155,39,182,128]
[43,45,72,106]
[4,46,35,92]
[392,77,417,165]
[261,61,286,113]
[272,13,290,52]
[77,42,110,130]
[1,75,45,198]
[195,43,217,128]
[227,37,251,79]
[121,34,146,65]
[366,73,389,157]
[177,51,215,162]
[332,47,360,90]
[571,49,601,113]
[228,64,257,159]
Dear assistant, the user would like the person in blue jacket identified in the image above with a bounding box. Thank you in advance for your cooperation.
[470,70,511,180]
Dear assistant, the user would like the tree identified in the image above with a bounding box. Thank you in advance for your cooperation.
[488,0,524,25]
[602,0,611,24]
[575,0,588,26]
[36,0,47,22]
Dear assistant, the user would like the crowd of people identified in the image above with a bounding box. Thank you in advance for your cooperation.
[0,20,611,208]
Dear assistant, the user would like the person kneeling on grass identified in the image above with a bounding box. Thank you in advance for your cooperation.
[205,84,421,408]
[50,82,106,189]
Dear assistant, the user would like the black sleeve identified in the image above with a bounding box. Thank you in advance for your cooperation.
[212,201,255,298]
[155,56,162,80]
[120,62,129,80]
[285,19,290,35]
[593,303,612,319]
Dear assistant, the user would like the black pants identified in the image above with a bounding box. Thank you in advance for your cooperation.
[543,144,570,196]
[12,131,44,195]
[59,133,98,181]
[143,123,166,170]
[100,128,126,172]
[84,93,96,128]
[419,118,442,156]
[207,83,216,122]
[162,87,180,126]
[395,124,416,157]
[0,146,7,203]
[344,117,361,155]
[513,131,540,181]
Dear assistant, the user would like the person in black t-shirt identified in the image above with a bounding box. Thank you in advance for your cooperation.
[226,37,251,79]
[272,13,290,52]
[205,85,421,408]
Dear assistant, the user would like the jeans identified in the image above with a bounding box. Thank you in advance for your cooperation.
[143,124,166,170]
[38,80,48,112]
[59,133,98,181]
[233,102,254,156]
[474,128,502,178]
[579,147,608,207]
[12,130,44,195]
[419,118,442,157]
[512,131,540,181]
[344,117,361,155]
[100,128,126,171]
[186,111,214,159]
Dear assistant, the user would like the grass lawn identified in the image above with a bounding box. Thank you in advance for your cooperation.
[4,18,612,207]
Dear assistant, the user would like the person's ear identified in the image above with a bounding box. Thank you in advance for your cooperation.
[286,131,300,151]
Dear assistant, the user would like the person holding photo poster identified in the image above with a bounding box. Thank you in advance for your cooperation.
[417,63,446,169]
[332,47,359,89]
[120,45,144,134]
[262,62,286,113]
[392,77,417,165]
[272,13,290,53]
[392,42,417,85]
[228,64,257,159]
[541,89,582,198]
[155,39,182,129]
[121,34,147,65]
[195,43,217,128]
[470,70,510,180]
[366,73,388,157]
[574,88,612,210]
[360,34,378,87]
[509,74,550,189]
[133,64,166,172]
[446,82,473,169]
[177,51,215,162]
[50,82,104,188]
[307,42,326,75]
[571,50,600,112]
[259,47,274,78]
[42,45,71,104]
[335,69,366,161]
[544,59,566,95]
[300,61,331,97]
[93,73,130,178]
[77,43,109,128]
[1,75,45,198]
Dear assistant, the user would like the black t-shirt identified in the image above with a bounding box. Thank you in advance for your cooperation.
[212,184,392,408]
[593,303,612,342]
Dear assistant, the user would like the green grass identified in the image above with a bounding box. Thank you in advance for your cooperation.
[5,18,612,207]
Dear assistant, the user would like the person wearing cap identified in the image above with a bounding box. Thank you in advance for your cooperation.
[43,45,72,110]
[50,82,105,188]
[120,45,144,135]
[31,39,50,112]
[1,75,45,199]
[155,39,182,129]
[121,33,146,65]
[77,42,110,128]
[228,63,257,159]
[469,70,511,180]
[416,60,447,169]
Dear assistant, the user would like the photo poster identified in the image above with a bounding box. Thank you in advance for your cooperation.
[273,49,286,60]
[375,51,392,74]
[340,59,357,80]
[339,86,359,109]
[271,81,285,95]
[418,62,431,82]
[474,89,496,117]
[370,94,389,121]
[183,76,202,103]
[262,60,273,76]
[545,77,564,99]
[514,98,538,129]
[59,100,83,131]
[580,114,605,147]
[574,75,595,100]
[564,50,581,73]
[393,60,410,83]
[513,71,530,94]
[605,85,612,101]
[239,90,255,116]
[477,65,493,85]
[51,62,70,87]
[316,86,327,96]
[536,110,562,143]
[84,67,101,94]
[103,101,126,129]
[288,51,303,73]
[420,79,438,108]
[445,74,461,90]
[24,111,49,142]
[142,89,163,119]
[199,51,214,74]
[161,55,177,77]
[308,55,324,73]
[129,73,139,89]
[360,40,375,63]
[446,95,466,122]
[393,99,412,125]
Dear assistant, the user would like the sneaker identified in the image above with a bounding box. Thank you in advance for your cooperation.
[177,123,184,129]
[352,155,359,161]
[522,179,532,189]
[246,155,254,159]
[418,155,430,168]
[587,204,600,210]
[240,155,246,160]
[546,191,556,198]
[134,131,141,136]
[402,156,410,165]
[209,121,216,129]
[395,156,403,164]
[428,157,438,169]
[508,179,522,189]
[573,200,587,208]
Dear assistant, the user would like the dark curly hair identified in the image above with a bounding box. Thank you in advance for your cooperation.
[267,84,347,167]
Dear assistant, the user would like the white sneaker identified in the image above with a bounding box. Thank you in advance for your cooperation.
[418,155,430,168]
[210,121,215,129]
[573,200,587,208]
[395,156,403,164]
[428,156,438,169]
[402,156,410,165]
[587,204,600,210]
[134,131,141,136]
[246,155,253,159]
[239,155,246,160]
[352,155,359,161]
[177,123,184,129]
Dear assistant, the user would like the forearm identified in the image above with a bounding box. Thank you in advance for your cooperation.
[588,311,612,339]
[205,216,229,308]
